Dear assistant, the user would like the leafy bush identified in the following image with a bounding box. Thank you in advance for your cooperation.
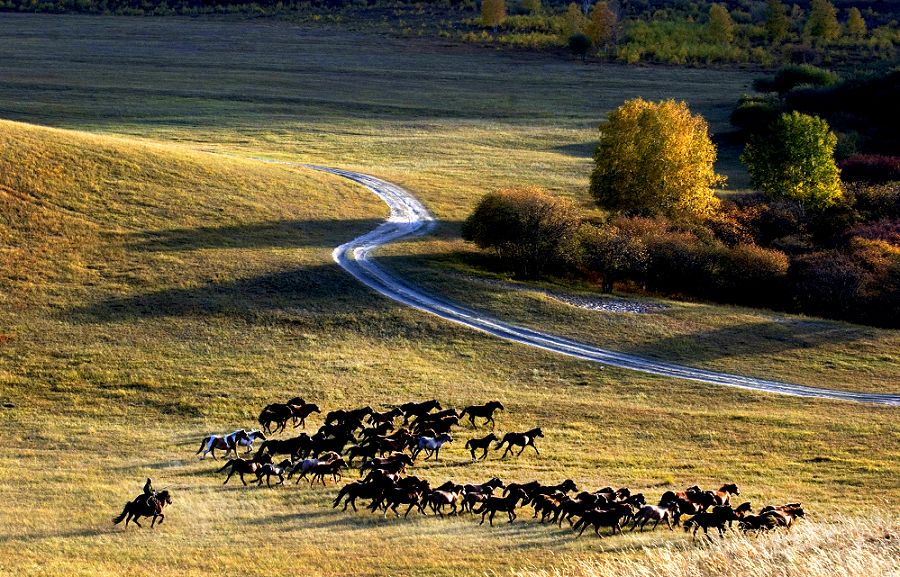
[729,94,781,133]
[791,249,866,317]
[839,154,900,183]
[752,64,840,94]
[462,187,580,278]
[575,222,648,292]
[718,243,789,306]
[849,181,900,221]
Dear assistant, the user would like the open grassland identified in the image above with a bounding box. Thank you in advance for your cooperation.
[0,15,898,577]
[1,14,897,393]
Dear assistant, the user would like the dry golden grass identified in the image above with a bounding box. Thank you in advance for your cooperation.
[513,517,900,577]
[0,16,898,577]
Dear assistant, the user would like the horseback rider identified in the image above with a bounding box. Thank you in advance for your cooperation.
[134,478,158,509]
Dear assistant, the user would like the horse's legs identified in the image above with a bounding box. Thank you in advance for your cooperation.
[223,470,233,485]
[500,445,510,459]
[516,445,526,457]
[239,472,247,486]
[531,442,540,455]
[132,516,142,528]
[434,447,440,461]
[404,502,416,518]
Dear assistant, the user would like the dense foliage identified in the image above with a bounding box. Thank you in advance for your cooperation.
[461,187,580,278]
[589,99,723,222]
[742,111,843,210]
[3,0,896,67]
[465,91,900,327]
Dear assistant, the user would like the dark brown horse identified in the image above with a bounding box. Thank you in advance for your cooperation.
[573,504,632,537]
[475,486,529,526]
[399,400,442,424]
[258,404,294,435]
[219,454,272,486]
[494,427,543,458]
[683,506,740,539]
[465,433,499,460]
[289,403,320,429]
[255,434,313,460]
[113,490,172,528]
[459,401,504,429]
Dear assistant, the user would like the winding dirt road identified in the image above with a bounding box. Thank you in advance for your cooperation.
[314,165,900,407]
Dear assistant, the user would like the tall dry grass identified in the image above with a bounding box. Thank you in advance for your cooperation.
[513,517,899,577]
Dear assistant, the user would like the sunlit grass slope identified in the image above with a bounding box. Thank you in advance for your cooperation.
[0,119,897,577]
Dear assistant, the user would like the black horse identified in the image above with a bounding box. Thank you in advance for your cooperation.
[465,432,499,460]
[494,427,543,458]
[113,490,172,529]
[459,401,504,429]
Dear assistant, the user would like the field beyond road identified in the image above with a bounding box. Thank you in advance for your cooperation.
[0,14,897,577]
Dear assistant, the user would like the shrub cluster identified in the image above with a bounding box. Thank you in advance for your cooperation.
[463,181,900,327]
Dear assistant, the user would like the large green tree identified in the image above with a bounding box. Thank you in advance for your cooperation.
[741,111,842,210]
[589,98,724,221]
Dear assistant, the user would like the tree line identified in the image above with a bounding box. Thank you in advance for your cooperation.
[462,68,900,327]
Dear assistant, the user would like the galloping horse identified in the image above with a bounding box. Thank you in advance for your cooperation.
[218,454,272,486]
[411,433,453,461]
[465,433,499,460]
[258,404,295,435]
[494,427,543,458]
[113,490,172,529]
[290,403,320,429]
[196,429,253,460]
[459,401,504,429]
[475,486,529,526]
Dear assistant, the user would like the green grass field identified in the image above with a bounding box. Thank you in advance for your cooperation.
[0,14,897,577]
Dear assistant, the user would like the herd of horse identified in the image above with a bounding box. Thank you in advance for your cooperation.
[119,395,804,539]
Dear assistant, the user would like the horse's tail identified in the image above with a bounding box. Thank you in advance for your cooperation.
[458,407,470,418]
[196,436,211,454]
[683,517,696,532]
[464,439,473,450]
[493,435,508,450]
[112,502,131,525]
[217,459,236,473]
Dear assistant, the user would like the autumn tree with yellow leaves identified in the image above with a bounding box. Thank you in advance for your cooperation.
[589,99,724,221]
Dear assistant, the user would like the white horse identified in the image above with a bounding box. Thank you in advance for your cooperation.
[412,433,453,461]
[630,502,680,531]
[196,429,260,460]
[236,429,267,454]
[288,451,340,484]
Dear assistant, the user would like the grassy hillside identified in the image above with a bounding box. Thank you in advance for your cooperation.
[1,117,897,577]
[0,16,897,577]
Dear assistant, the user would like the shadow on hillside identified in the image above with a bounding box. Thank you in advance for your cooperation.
[129,218,385,252]
[552,141,596,158]
[66,261,389,322]
[622,319,873,366]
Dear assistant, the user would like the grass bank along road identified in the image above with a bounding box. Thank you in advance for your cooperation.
[316,165,900,407]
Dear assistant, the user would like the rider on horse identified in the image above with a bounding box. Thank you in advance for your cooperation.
[135,478,158,509]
